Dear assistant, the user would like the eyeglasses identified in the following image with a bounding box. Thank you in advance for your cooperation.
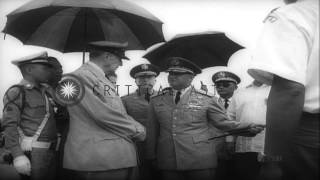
[214,82,234,88]
[168,72,192,76]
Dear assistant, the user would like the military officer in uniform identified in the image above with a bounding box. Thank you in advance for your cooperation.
[122,63,160,180]
[212,71,240,109]
[211,70,241,180]
[146,57,264,180]
[63,41,146,180]
[1,51,58,180]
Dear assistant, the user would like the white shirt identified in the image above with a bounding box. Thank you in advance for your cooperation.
[248,0,319,113]
[227,84,271,153]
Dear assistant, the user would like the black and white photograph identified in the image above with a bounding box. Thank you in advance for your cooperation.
[0,0,318,180]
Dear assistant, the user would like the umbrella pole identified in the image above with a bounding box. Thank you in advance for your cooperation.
[82,51,85,64]
[82,8,88,64]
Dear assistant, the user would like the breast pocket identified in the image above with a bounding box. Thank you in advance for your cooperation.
[183,105,207,123]
[154,106,171,125]
[25,97,46,118]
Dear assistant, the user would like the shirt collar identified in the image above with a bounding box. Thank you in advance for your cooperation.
[173,86,192,97]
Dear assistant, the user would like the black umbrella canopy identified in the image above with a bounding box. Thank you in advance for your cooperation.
[143,31,243,71]
[2,0,165,53]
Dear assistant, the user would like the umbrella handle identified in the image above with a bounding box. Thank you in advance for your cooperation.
[82,51,85,64]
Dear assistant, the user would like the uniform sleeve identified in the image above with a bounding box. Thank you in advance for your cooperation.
[248,11,310,85]
[207,98,247,131]
[120,96,129,113]
[76,73,145,141]
[145,100,159,160]
[2,87,24,158]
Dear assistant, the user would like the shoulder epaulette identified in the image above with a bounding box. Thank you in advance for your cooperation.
[151,87,172,99]
[191,88,214,97]
[3,85,26,112]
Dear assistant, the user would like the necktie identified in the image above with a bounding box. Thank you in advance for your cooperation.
[224,98,229,109]
[144,92,150,102]
[175,91,181,104]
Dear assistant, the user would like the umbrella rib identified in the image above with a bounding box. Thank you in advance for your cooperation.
[93,9,144,49]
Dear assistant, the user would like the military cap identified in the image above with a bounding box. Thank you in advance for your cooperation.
[87,41,129,60]
[212,71,241,84]
[11,51,52,67]
[47,56,62,68]
[166,57,202,75]
[130,64,160,78]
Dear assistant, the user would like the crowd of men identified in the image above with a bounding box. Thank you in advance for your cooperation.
[0,0,318,180]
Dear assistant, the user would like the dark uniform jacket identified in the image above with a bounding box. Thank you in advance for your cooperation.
[146,87,241,170]
[122,90,157,163]
[2,79,57,158]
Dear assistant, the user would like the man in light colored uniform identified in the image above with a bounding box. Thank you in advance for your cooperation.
[248,0,319,179]
[63,41,146,180]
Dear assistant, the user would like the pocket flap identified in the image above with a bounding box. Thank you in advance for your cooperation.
[192,133,210,144]
[94,135,121,142]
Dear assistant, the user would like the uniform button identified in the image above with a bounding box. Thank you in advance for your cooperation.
[172,125,176,128]
[172,133,176,136]
[173,117,177,120]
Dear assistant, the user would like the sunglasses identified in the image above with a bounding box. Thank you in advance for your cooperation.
[168,72,192,76]
[214,82,234,88]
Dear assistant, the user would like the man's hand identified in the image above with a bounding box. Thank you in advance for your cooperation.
[132,126,146,142]
[236,124,265,137]
[20,137,33,152]
[248,124,265,134]
[13,155,31,176]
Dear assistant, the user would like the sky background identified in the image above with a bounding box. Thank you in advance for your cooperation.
[0,0,284,115]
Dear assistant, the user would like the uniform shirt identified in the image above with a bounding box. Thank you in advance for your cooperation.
[121,90,157,162]
[2,79,57,158]
[172,86,192,102]
[248,0,319,113]
[146,87,248,170]
[227,84,271,153]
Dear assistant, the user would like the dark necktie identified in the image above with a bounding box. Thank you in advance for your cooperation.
[175,91,181,104]
[224,98,229,109]
[144,92,150,102]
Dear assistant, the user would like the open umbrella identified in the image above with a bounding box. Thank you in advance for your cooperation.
[2,0,165,63]
[143,31,243,71]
